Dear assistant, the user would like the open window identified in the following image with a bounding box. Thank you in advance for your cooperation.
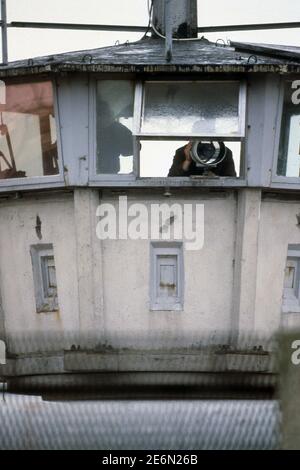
[0,79,60,182]
[276,81,300,180]
[94,79,246,181]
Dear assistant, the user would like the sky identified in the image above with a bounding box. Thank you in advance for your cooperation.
[2,0,300,61]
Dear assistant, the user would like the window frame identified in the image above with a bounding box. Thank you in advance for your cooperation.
[150,241,184,311]
[30,243,59,313]
[282,245,300,314]
[89,77,247,185]
[272,77,300,185]
[89,77,137,183]
[0,77,65,192]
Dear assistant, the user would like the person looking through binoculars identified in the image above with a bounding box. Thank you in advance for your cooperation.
[168,141,236,177]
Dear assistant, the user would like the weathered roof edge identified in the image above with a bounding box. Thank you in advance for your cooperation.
[0,63,299,78]
[231,41,300,62]
[0,37,299,78]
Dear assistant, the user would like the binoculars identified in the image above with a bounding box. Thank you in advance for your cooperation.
[190,141,227,167]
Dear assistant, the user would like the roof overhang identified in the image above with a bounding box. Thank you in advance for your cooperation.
[0,38,299,78]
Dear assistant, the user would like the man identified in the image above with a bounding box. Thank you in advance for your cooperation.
[96,101,133,174]
[168,141,236,177]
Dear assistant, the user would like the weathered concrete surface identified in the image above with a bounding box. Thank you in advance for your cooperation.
[0,192,80,354]
[255,196,300,334]
[0,188,299,360]
[232,189,261,337]
[63,349,274,373]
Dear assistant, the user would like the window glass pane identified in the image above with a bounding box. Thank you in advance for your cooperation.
[282,255,300,314]
[157,255,178,298]
[96,80,134,174]
[284,259,297,290]
[277,82,300,177]
[142,82,240,135]
[0,80,59,179]
[30,243,58,313]
[139,140,241,177]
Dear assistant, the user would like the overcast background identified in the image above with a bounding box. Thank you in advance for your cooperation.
[2,0,300,61]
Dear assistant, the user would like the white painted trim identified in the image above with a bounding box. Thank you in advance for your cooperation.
[135,134,244,141]
[88,177,247,188]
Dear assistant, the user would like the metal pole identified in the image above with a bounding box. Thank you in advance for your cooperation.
[198,21,300,33]
[153,0,198,38]
[1,20,299,34]
[9,21,147,33]
[1,0,8,64]
[165,0,173,62]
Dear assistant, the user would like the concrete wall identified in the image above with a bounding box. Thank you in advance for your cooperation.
[100,190,235,349]
[0,189,236,353]
[0,192,80,353]
[255,196,300,334]
[0,188,299,356]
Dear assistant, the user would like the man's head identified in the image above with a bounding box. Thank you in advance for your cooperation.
[97,100,113,126]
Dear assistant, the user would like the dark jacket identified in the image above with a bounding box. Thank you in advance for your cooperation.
[168,145,236,177]
[97,122,133,174]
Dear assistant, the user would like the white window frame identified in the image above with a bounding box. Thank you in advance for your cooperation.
[150,241,184,311]
[282,245,300,314]
[0,78,65,193]
[272,78,300,186]
[30,244,59,313]
[89,78,247,185]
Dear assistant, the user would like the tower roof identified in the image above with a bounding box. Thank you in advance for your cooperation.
[1,37,300,77]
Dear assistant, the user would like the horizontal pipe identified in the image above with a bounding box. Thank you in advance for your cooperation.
[7,21,147,32]
[198,21,300,33]
[0,21,298,33]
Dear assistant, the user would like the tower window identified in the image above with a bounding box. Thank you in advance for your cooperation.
[150,242,184,311]
[30,244,59,313]
[282,245,300,314]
